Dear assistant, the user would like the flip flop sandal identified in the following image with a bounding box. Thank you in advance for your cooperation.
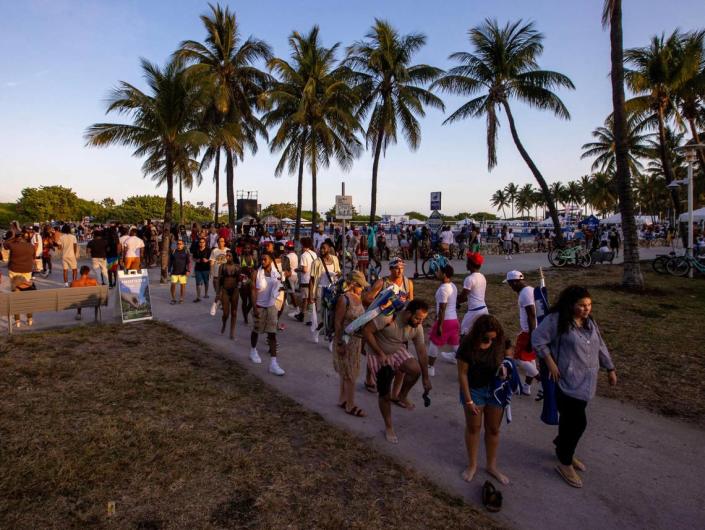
[364,383,377,393]
[391,398,407,409]
[555,465,583,488]
[345,406,366,417]
[482,481,503,512]
[337,402,347,409]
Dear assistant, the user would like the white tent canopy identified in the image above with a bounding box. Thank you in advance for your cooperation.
[679,207,705,222]
[599,213,655,225]
[280,217,295,223]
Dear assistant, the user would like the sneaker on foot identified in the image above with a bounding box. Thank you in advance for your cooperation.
[520,383,531,396]
[249,348,262,364]
[312,333,319,344]
[441,351,457,364]
[269,359,285,376]
[428,365,435,377]
[64,282,69,287]
[193,298,201,303]
[288,310,300,319]
[295,313,304,322]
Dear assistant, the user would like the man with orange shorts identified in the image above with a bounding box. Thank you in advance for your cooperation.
[504,270,539,395]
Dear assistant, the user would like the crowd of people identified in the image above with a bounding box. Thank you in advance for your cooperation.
[2,216,621,491]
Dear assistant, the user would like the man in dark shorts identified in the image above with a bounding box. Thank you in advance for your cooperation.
[362,299,432,444]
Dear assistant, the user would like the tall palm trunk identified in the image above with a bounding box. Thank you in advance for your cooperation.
[501,100,564,244]
[226,149,235,229]
[311,161,318,233]
[657,106,680,215]
[369,129,384,223]
[178,176,184,225]
[213,149,220,224]
[294,143,305,241]
[161,159,174,283]
[608,0,643,289]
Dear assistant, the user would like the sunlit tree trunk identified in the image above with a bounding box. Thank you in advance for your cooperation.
[369,128,384,223]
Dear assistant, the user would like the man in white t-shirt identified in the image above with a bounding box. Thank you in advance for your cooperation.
[29,226,43,277]
[283,240,299,311]
[122,228,145,270]
[504,270,539,394]
[458,252,489,336]
[313,226,326,252]
[57,225,79,285]
[503,228,514,260]
[294,237,318,323]
[427,264,460,376]
[439,226,455,256]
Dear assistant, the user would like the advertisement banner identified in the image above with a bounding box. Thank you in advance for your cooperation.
[117,270,153,323]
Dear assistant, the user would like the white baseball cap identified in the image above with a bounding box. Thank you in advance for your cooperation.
[503,270,524,283]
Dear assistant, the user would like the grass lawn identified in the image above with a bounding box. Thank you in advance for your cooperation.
[414,264,705,426]
[0,322,500,529]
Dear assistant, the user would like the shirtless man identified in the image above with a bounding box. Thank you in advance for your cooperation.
[362,299,432,444]
[71,265,98,320]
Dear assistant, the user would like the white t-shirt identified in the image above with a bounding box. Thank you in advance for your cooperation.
[123,236,144,258]
[518,285,536,332]
[462,272,487,309]
[440,230,455,245]
[503,231,514,241]
[435,282,458,320]
[300,249,316,284]
[31,233,43,258]
[60,233,78,258]
[255,267,281,307]
[119,234,129,248]
[209,247,228,276]
[286,251,299,279]
[313,232,326,251]
[317,256,340,288]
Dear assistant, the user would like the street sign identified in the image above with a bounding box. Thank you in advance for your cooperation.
[430,192,442,211]
[427,210,443,234]
[335,195,353,220]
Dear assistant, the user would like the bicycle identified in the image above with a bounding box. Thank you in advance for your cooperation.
[421,253,450,278]
[548,245,592,268]
[665,254,705,277]
[651,252,676,274]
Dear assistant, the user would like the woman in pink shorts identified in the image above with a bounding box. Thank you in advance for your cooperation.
[428,264,460,376]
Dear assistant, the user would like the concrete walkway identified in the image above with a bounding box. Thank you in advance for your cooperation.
[3,247,703,529]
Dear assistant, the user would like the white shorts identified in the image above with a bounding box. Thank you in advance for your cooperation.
[460,306,489,335]
[515,358,539,378]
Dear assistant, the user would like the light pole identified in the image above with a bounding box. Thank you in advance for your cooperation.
[672,144,704,278]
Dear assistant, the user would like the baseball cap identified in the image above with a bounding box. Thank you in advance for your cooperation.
[349,270,370,288]
[466,251,484,266]
[285,240,295,249]
[503,270,524,283]
[389,257,404,268]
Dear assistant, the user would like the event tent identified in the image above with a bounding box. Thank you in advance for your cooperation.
[678,207,705,222]
[599,213,654,225]
[406,219,424,225]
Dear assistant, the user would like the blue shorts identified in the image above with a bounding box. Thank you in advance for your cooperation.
[459,386,503,408]
[195,270,210,285]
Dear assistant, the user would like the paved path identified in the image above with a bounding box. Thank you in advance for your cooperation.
[3,247,703,529]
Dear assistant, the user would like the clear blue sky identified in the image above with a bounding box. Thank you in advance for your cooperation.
[1,0,704,216]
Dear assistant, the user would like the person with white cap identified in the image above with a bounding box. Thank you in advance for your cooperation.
[504,270,539,395]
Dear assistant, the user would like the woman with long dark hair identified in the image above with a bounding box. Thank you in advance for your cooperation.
[456,314,509,484]
[532,285,617,489]
[105,226,121,288]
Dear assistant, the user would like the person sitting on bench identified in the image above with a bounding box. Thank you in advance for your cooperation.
[71,265,98,320]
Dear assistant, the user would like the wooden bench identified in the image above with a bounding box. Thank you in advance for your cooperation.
[1,286,109,334]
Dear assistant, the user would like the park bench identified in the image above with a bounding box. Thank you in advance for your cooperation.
[590,249,615,264]
[1,285,109,334]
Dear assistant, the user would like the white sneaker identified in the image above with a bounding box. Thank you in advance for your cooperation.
[428,365,435,377]
[521,383,531,396]
[269,359,285,376]
[509,255,513,260]
[249,348,262,364]
[64,282,69,287]
[312,332,319,344]
[288,310,300,319]
[441,351,457,364]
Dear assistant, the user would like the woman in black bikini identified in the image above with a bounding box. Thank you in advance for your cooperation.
[218,250,241,339]
[239,244,256,324]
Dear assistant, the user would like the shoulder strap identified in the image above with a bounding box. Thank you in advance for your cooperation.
[321,257,333,283]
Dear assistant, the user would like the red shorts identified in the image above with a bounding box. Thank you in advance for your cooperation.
[515,331,536,361]
[429,319,461,346]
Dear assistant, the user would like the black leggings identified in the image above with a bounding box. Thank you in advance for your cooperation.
[554,387,588,466]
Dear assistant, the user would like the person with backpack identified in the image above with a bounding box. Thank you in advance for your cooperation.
[310,239,341,344]
[333,270,369,418]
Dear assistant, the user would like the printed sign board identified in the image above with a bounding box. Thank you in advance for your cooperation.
[427,210,443,234]
[335,195,353,220]
[430,192,442,211]
[117,270,153,323]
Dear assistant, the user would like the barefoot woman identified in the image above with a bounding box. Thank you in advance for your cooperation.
[456,314,509,484]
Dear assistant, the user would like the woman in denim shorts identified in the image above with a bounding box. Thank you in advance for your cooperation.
[456,314,509,485]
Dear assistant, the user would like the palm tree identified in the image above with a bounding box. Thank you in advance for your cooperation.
[565,181,583,215]
[624,30,702,215]
[516,184,535,218]
[504,182,518,219]
[85,58,208,281]
[346,19,445,223]
[674,31,705,170]
[490,189,509,219]
[581,116,652,176]
[590,172,617,217]
[549,182,566,212]
[176,3,272,228]
[264,27,362,232]
[579,174,594,215]
[433,19,574,242]
[532,190,546,219]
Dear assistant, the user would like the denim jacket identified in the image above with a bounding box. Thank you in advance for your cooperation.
[532,313,614,402]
